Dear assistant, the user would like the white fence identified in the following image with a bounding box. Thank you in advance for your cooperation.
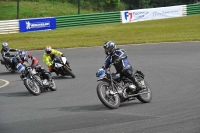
[182,5,187,16]
[0,20,19,34]
[0,5,189,34]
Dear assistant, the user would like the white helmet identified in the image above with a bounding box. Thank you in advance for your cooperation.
[45,46,52,55]
[2,42,9,51]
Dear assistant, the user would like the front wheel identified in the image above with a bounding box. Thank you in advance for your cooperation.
[97,81,120,109]
[24,78,41,96]
[64,67,75,78]
[49,80,57,91]
[137,80,152,103]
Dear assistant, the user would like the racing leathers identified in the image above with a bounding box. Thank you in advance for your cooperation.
[1,48,18,69]
[43,49,63,72]
[20,55,50,81]
[104,48,139,91]
[21,54,39,67]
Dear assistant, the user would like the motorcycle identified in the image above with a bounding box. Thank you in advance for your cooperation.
[0,51,19,72]
[16,62,57,96]
[52,55,75,78]
[96,63,152,109]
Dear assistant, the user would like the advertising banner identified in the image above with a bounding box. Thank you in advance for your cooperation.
[19,17,56,32]
[121,6,183,23]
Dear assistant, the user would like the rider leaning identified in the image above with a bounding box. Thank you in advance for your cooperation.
[1,42,18,63]
[43,46,64,74]
[18,50,50,80]
[103,40,143,92]
[18,50,39,67]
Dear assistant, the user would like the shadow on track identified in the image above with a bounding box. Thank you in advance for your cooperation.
[42,102,144,112]
[52,76,73,80]
[0,91,32,97]
[41,104,108,112]
[0,72,19,76]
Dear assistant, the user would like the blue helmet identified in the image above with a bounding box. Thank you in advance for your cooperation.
[2,42,9,51]
[18,50,28,61]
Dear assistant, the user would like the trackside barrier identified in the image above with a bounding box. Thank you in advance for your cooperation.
[0,4,200,34]
[0,20,19,34]
[182,5,187,16]
[120,5,184,23]
[19,17,56,33]
[56,11,120,28]
[187,3,200,15]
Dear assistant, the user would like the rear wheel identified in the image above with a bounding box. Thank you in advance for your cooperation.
[97,81,120,109]
[5,64,13,72]
[24,78,41,96]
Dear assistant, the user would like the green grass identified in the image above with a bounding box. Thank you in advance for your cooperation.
[0,1,96,20]
[0,15,200,50]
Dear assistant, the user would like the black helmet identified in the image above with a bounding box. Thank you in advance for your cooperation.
[103,40,116,55]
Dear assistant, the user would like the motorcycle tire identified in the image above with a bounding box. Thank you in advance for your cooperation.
[137,80,152,103]
[49,80,57,91]
[4,64,13,72]
[64,67,75,78]
[97,81,120,109]
[24,78,41,96]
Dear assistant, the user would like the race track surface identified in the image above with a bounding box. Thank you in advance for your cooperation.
[0,42,200,133]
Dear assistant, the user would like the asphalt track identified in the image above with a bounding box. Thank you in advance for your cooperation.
[0,42,200,133]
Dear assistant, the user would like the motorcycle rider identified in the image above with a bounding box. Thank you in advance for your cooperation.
[43,46,65,75]
[1,42,19,70]
[18,50,51,82]
[1,42,18,58]
[103,40,144,92]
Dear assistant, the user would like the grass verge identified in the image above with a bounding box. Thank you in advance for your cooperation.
[0,15,199,51]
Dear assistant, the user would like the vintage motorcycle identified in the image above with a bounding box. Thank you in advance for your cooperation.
[52,55,75,78]
[0,50,19,72]
[16,62,57,96]
[96,63,152,109]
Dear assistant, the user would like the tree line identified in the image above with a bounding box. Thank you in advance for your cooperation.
[3,0,199,11]
[55,0,200,11]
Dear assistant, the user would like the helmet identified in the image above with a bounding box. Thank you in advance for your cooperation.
[2,42,9,51]
[45,46,52,55]
[18,50,28,61]
[103,40,116,55]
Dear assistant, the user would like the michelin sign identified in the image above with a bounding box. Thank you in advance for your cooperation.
[19,17,56,32]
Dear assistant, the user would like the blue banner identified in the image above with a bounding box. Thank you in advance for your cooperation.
[19,17,56,32]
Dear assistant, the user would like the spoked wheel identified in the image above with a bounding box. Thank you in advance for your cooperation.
[137,80,152,103]
[49,80,57,91]
[97,81,120,109]
[24,78,41,96]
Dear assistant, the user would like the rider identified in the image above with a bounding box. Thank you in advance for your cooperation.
[103,40,144,92]
[1,42,18,64]
[43,46,65,75]
[18,50,39,68]
[18,50,50,81]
